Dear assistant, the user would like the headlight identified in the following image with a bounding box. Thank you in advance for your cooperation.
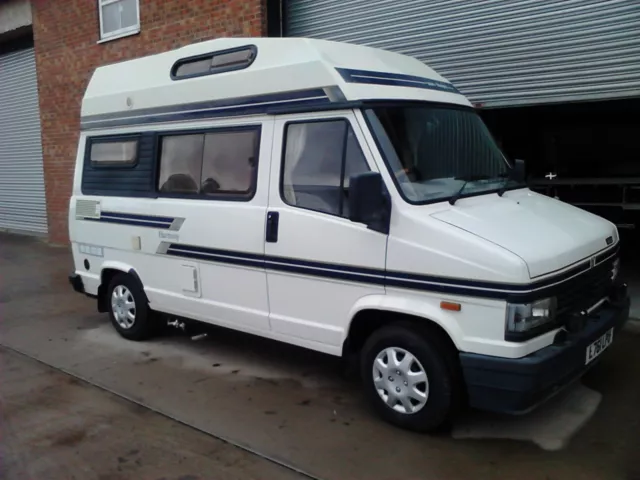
[611,258,620,281]
[506,297,557,334]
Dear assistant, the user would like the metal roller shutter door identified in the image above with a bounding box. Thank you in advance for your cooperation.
[286,0,640,107]
[0,47,48,235]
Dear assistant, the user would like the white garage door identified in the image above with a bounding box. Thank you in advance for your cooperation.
[286,0,640,107]
[0,47,48,235]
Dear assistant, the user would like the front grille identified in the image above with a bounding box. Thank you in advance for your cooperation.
[555,255,616,317]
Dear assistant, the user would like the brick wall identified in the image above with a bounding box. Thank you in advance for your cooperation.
[32,0,266,244]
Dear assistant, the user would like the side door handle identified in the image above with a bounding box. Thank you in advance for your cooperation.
[266,211,279,243]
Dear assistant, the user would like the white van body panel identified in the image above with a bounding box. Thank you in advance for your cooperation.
[71,116,275,334]
[431,188,618,278]
[81,38,470,123]
[347,292,558,359]
[386,203,530,284]
[264,110,387,347]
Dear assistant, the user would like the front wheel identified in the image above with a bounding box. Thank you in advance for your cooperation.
[361,324,458,432]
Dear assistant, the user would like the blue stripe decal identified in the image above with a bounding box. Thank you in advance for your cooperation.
[80,88,333,130]
[167,245,263,269]
[163,243,617,299]
[83,211,177,229]
[336,68,460,94]
[85,217,171,228]
[100,211,175,223]
[163,244,511,298]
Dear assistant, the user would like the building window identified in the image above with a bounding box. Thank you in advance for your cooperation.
[90,138,138,166]
[282,120,370,217]
[98,0,140,42]
[158,128,260,199]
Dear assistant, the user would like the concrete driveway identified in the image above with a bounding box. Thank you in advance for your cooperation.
[1,233,639,479]
[0,346,303,480]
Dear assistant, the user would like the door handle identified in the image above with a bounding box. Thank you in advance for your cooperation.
[266,211,279,243]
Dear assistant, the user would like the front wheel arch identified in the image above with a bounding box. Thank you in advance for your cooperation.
[343,309,459,360]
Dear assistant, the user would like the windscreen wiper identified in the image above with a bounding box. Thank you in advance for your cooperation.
[449,174,490,205]
[497,178,509,197]
[497,171,513,197]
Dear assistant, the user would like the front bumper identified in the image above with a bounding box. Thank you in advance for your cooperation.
[460,284,630,415]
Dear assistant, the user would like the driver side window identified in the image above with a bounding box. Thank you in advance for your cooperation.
[281,119,369,217]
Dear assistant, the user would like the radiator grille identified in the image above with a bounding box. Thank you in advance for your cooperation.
[556,255,616,316]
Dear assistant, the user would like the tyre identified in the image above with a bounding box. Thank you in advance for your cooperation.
[107,273,154,341]
[360,324,459,432]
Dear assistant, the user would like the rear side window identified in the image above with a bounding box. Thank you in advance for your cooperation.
[158,127,260,199]
[201,130,256,194]
[90,138,138,166]
[82,134,152,197]
[157,135,204,194]
[281,120,370,217]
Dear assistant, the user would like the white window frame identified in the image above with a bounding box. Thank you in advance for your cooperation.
[97,0,140,43]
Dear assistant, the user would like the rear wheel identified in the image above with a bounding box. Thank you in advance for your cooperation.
[361,324,458,432]
[107,273,154,341]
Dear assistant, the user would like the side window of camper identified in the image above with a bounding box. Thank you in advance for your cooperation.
[157,134,204,194]
[157,127,260,199]
[82,134,150,197]
[90,138,138,166]
[202,130,256,194]
[281,119,369,217]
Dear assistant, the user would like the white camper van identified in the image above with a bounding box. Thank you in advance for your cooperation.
[69,38,629,432]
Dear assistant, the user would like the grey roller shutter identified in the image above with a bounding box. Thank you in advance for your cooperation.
[286,0,640,107]
[0,47,48,235]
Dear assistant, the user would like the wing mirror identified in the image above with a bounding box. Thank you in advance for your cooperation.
[348,172,390,234]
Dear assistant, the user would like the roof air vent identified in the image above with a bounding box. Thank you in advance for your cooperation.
[171,45,257,80]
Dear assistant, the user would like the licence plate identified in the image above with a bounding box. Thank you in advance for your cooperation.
[585,328,614,365]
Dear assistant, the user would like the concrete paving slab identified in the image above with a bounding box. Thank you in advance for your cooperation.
[0,346,303,480]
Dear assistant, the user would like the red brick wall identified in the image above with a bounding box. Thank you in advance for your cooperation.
[32,0,267,244]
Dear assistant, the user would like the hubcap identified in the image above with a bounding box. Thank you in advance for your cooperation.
[373,347,429,414]
[111,285,136,329]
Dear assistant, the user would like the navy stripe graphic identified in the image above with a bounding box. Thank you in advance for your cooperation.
[80,89,333,130]
[101,212,175,223]
[164,243,618,300]
[336,68,460,95]
[84,211,176,229]
[168,245,263,269]
[264,257,387,287]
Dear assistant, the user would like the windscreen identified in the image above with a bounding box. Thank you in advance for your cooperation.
[367,105,520,203]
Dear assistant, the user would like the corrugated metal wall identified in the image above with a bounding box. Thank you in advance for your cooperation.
[0,47,48,235]
[286,0,640,107]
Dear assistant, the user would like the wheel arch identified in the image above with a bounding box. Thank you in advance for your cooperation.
[342,294,464,357]
[97,261,148,312]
